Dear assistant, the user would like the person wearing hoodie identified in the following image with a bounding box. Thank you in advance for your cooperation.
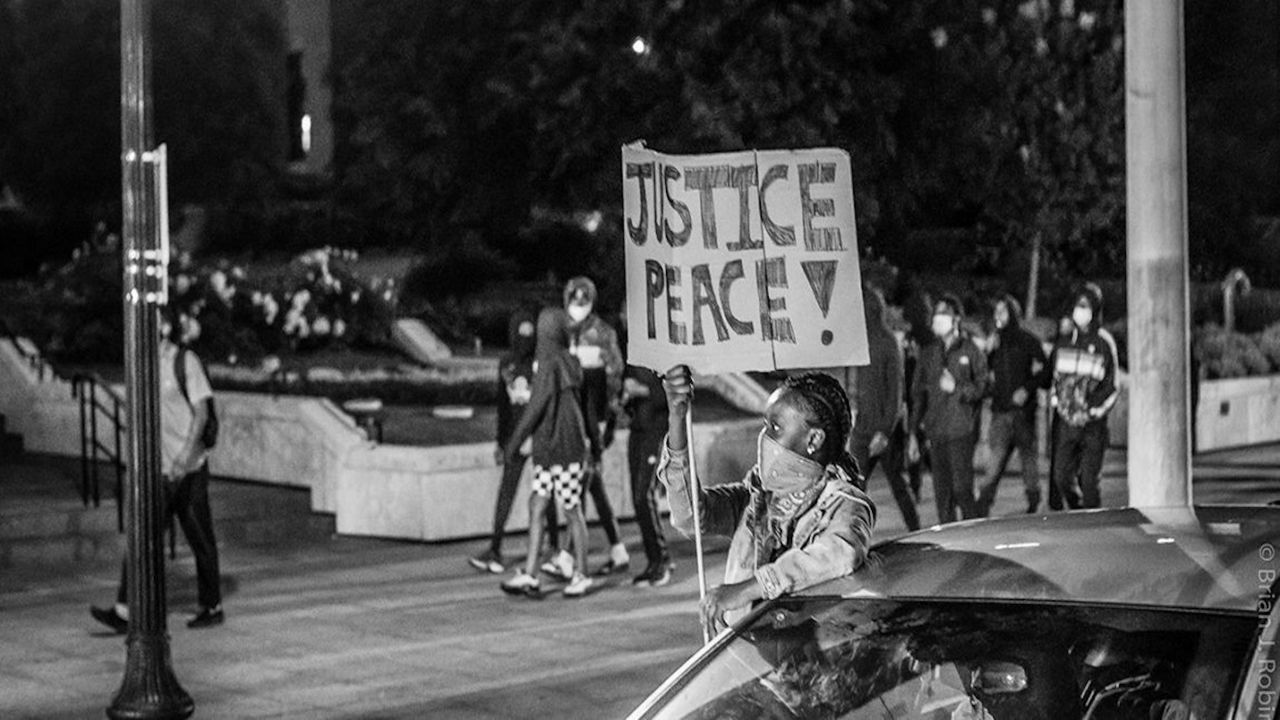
[911,294,989,523]
[499,308,595,598]
[1049,282,1119,509]
[468,309,560,574]
[976,294,1050,515]
[850,286,919,531]
[659,367,875,633]
[561,277,631,577]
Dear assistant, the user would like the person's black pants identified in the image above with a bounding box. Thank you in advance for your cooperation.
[931,434,978,523]
[489,453,557,556]
[117,465,221,610]
[628,429,669,565]
[976,409,1041,514]
[585,461,621,546]
[1052,418,1108,509]
[851,422,920,531]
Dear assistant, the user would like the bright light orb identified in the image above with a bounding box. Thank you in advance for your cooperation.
[631,36,649,55]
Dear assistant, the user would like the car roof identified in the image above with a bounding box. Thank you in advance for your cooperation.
[805,505,1280,612]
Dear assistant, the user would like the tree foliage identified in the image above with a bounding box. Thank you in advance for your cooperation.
[0,0,284,251]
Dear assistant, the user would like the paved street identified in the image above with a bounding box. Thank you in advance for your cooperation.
[2,443,1279,719]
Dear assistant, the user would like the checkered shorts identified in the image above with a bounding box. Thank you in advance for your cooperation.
[531,462,586,509]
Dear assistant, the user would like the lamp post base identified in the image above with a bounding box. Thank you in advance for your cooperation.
[107,635,193,720]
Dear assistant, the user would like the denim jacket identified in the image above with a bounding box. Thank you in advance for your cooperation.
[657,438,876,602]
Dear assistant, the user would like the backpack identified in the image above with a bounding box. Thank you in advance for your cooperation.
[174,348,219,449]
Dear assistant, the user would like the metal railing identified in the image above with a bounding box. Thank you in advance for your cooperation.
[0,319,54,383]
[72,373,127,532]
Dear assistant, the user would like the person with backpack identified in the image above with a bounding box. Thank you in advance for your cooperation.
[91,308,225,632]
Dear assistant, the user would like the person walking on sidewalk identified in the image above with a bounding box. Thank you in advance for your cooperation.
[563,277,631,576]
[911,295,989,523]
[469,309,560,574]
[659,367,876,633]
[850,286,919,531]
[976,294,1050,516]
[91,309,224,632]
[1049,283,1119,509]
[500,308,595,598]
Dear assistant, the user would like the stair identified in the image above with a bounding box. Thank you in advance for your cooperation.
[0,412,23,459]
[0,453,336,569]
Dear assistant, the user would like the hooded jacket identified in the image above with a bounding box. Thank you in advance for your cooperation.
[1050,284,1119,426]
[988,294,1050,415]
[912,328,989,441]
[657,441,875,605]
[854,287,904,438]
[563,277,624,458]
[496,310,537,448]
[503,308,588,468]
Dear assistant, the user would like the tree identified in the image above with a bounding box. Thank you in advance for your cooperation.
[2,0,285,258]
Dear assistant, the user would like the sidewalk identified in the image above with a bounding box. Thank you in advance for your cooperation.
[3,442,1279,719]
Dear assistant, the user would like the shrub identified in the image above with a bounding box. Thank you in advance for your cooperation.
[1193,323,1278,379]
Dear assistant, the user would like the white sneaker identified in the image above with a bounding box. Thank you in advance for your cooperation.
[563,573,594,598]
[613,543,632,565]
[500,571,541,598]
[540,549,574,580]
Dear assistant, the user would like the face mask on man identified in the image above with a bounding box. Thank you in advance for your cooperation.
[567,304,592,323]
[756,429,824,495]
[1072,306,1093,329]
[931,313,955,338]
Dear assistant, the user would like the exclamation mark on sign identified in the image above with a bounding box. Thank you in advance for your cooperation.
[801,260,837,346]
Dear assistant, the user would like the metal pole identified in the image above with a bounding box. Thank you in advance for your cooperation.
[1125,0,1192,507]
[109,0,193,715]
[684,410,710,644]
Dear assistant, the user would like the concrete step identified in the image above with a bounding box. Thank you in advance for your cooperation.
[0,411,22,459]
[0,455,335,568]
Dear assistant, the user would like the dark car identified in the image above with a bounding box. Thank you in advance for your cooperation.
[629,506,1280,719]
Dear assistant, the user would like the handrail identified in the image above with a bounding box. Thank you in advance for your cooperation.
[0,319,54,382]
[72,373,127,533]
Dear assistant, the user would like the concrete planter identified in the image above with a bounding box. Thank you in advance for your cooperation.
[1195,375,1280,452]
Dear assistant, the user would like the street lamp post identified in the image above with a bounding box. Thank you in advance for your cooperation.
[108,0,193,716]
[1125,0,1193,507]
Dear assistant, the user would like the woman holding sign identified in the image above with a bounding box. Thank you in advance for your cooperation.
[658,367,876,634]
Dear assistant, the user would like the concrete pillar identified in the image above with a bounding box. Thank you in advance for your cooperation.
[109,0,193,716]
[1125,0,1192,507]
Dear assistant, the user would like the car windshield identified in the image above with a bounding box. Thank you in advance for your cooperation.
[642,598,1257,720]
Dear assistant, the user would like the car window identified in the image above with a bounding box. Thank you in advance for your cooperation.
[642,599,1256,720]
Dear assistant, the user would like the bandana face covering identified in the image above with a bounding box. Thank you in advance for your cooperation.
[757,429,825,494]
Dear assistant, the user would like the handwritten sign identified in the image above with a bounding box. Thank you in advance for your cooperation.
[622,144,868,373]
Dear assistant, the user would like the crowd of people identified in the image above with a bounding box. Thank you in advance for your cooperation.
[467,271,1119,609]
[860,279,1119,530]
[87,268,1118,630]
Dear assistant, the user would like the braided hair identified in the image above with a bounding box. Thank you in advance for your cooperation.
[782,372,864,489]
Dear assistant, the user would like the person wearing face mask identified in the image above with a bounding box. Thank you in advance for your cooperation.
[469,308,561,574]
[560,277,631,577]
[1049,282,1118,509]
[911,294,989,523]
[976,294,1050,516]
[659,366,876,633]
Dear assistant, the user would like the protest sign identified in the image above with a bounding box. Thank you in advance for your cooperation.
[621,144,869,374]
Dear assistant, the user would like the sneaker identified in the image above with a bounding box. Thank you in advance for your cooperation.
[563,573,594,598]
[187,605,224,629]
[468,549,505,574]
[632,561,674,588]
[500,571,543,599]
[540,549,574,581]
[90,605,128,634]
[594,543,631,576]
